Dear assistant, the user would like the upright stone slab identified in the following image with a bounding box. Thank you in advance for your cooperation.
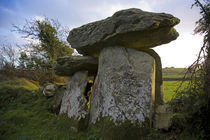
[90,46,155,139]
[59,71,89,131]
[154,104,172,130]
[143,49,164,106]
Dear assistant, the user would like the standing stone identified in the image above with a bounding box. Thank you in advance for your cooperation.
[154,104,172,130]
[59,71,89,131]
[90,46,155,139]
[53,85,66,114]
[143,49,164,106]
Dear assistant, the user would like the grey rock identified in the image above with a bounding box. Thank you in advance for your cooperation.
[54,56,98,76]
[43,83,57,97]
[90,46,155,125]
[53,85,66,113]
[68,8,180,55]
[143,49,164,106]
[59,71,88,120]
[154,104,172,130]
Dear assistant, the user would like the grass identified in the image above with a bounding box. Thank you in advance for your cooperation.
[0,78,100,140]
[162,67,190,103]
[0,77,39,90]
[163,81,189,103]
[162,67,190,80]
[162,67,186,75]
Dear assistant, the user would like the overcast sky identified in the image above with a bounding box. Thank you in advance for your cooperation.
[0,0,205,68]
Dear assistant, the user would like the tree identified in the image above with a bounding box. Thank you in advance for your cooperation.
[13,17,73,84]
[0,44,17,70]
[192,0,210,96]
[13,17,73,70]
[173,1,210,137]
[0,44,19,78]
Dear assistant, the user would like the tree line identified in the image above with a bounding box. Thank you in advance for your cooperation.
[0,17,73,85]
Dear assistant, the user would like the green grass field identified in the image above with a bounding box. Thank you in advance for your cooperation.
[162,67,190,80]
[162,67,189,103]
[163,81,189,103]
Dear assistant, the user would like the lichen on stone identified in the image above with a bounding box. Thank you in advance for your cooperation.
[90,46,155,126]
[59,71,89,120]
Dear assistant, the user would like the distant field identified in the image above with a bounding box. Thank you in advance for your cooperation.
[162,67,190,81]
[162,67,190,103]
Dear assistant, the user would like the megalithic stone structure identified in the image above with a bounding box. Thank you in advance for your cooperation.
[54,8,180,138]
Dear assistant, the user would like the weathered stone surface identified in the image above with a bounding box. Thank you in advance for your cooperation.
[90,46,155,125]
[154,104,172,130]
[54,56,98,76]
[68,8,180,55]
[43,83,57,97]
[59,71,88,120]
[53,85,66,114]
[142,49,164,106]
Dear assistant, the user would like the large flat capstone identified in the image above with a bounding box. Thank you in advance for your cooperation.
[68,8,180,55]
[54,56,98,76]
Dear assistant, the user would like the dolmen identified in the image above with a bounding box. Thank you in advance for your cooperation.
[54,8,180,139]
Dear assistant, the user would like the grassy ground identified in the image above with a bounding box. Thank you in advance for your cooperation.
[0,68,191,139]
[163,81,189,103]
[0,78,100,140]
[162,67,189,103]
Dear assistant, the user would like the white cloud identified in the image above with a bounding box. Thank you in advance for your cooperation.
[33,16,45,22]
[154,34,203,68]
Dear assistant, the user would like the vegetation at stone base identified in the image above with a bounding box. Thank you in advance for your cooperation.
[90,116,153,140]
[0,78,101,140]
[168,87,210,139]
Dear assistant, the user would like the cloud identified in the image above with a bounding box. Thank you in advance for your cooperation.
[33,16,45,22]
[154,33,203,67]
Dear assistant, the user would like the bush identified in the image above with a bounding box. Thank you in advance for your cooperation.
[169,87,210,139]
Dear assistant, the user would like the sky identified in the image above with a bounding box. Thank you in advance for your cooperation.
[0,0,205,68]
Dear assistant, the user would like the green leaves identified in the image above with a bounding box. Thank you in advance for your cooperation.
[14,17,74,70]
